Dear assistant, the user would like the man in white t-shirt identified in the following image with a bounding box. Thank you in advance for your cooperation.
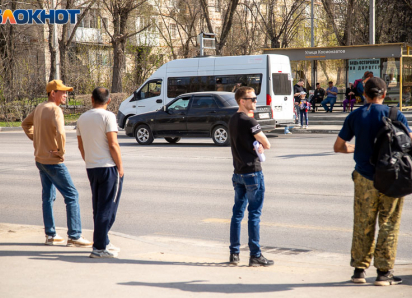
[77,87,124,258]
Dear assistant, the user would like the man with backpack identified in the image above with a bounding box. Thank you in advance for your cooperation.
[333,77,412,286]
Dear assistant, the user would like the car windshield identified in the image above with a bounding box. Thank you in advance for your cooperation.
[219,94,237,106]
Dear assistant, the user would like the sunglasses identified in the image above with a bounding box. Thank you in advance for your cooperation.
[242,97,257,103]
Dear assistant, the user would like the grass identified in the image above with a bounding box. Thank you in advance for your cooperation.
[0,122,22,127]
[64,113,81,125]
[66,100,85,106]
[0,113,81,127]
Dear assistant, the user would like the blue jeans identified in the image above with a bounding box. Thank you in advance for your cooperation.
[321,96,336,112]
[36,162,82,239]
[230,171,265,257]
[300,110,308,126]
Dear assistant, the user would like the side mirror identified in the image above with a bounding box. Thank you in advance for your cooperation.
[133,91,140,101]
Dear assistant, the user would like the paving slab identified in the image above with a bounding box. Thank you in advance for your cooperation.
[1,223,411,298]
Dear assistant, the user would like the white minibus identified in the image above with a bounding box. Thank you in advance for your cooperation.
[117,54,294,128]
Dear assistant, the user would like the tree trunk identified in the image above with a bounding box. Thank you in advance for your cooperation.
[48,23,57,82]
[111,40,125,93]
[271,38,280,48]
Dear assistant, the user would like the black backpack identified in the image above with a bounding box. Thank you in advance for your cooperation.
[370,107,412,197]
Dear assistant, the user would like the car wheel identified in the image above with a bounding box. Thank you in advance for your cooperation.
[164,137,181,144]
[212,125,230,146]
[135,124,154,145]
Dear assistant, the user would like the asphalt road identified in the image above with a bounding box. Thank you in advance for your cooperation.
[1,131,411,261]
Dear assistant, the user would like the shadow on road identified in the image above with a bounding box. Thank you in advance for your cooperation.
[117,278,412,293]
[277,152,335,159]
[119,142,222,148]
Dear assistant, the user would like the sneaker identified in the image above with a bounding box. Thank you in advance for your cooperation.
[67,236,93,248]
[304,125,308,129]
[229,253,239,266]
[249,254,274,267]
[106,242,120,252]
[351,268,366,283]
[45,234,65,245]
[300,125,303,129]
[374,270,403,286]
[89,249,117,258]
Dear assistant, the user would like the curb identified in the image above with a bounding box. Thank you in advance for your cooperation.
[290,129,340,134]
[0,126,76,132]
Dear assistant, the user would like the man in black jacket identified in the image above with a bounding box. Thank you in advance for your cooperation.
[311,83,325,113]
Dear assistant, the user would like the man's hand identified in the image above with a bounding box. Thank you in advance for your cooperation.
[50,150,64,162]
[333,137,355,153]
[257,144,264,154]
[118,166,124,178]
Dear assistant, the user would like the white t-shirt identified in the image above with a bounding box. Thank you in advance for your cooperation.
[76,108,118,169]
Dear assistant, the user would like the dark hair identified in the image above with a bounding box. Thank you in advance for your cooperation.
[298,79,304,83]
[92,87,110,104]
[364,77,387,99]
[235,86,254,104]
[328,81,333,84]
[316,83,320,86]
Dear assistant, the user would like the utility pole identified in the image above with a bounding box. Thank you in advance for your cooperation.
[52,0,60,80]
[369,0,375,44]
[310,0,316,91]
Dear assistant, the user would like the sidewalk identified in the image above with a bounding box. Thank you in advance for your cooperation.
[1,223,411,298]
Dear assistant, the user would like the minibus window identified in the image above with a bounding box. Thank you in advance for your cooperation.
[168,74,262,97]
[272,73,291,95]
[215,74,262,94]
[134,80,162,101]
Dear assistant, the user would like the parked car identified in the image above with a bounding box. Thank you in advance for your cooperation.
[124,92,276,146]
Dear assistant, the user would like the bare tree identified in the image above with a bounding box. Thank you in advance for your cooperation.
[250,0,308,49]
[59,0,98,83]
[321,0,356,46]
[101,0,151,93]
[200,0,240,55]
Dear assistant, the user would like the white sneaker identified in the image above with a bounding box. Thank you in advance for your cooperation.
[45,234,65,245]
[106,242,120,252]
[67,236,93,248]
[305,125,309,129]
[89,249,117,258]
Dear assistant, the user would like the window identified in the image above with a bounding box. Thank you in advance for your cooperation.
[168,97,191,112]
[169,24,177,39]
[132,80,162,101]
[272,73,292,95]
[215,74,262,94]
[167,74,262,98]
[191,96,218,109]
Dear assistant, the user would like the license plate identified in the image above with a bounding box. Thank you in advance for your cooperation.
[259,113,270,119]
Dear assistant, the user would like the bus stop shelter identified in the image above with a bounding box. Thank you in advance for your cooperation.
[263,43,412,110]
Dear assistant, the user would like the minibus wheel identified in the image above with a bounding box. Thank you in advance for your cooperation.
[165,137,181,144]
[135,124,154,145]
[212,125,230,146]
